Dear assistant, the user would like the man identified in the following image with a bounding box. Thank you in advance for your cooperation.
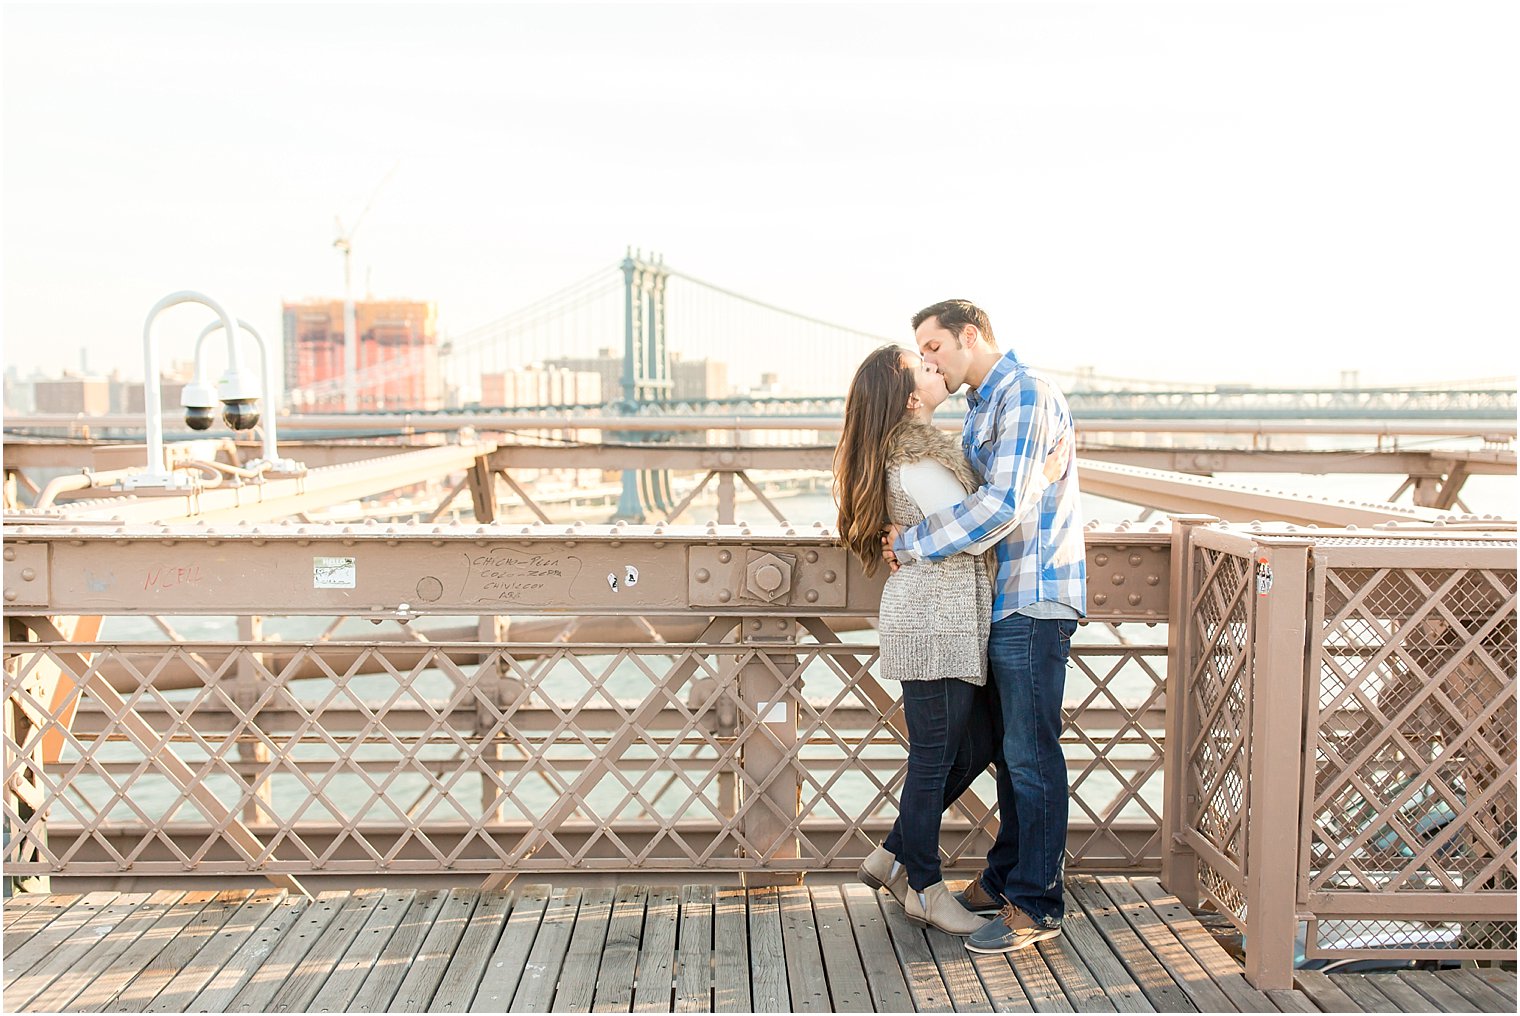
[885,298,1086,954]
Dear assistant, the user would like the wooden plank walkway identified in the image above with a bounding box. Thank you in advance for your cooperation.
[2,875,1513,1013]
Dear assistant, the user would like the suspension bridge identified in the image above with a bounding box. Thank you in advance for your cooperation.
[3,250,1514,522]
[279,250,1517,420]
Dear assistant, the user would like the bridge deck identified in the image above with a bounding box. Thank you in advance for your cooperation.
[3,875,1514,1013]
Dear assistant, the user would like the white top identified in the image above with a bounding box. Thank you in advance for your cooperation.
[899,458,1082,620]
[898,459,1000,556]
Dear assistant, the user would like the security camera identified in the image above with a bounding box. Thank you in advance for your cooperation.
[184,405,216,430]
[217,368,261,431]
[180,381,218,431]
[222,399,261,431]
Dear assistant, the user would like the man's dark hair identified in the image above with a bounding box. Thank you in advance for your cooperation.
[911,299,994,348]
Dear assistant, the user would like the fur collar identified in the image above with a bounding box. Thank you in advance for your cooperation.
[887,421,977,493]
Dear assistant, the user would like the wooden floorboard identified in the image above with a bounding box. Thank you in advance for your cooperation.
[711,886,752,1014]
[1091,876,1235,1014]
[0,889,48,924]
[429,886,515,1011]
[591,884,648,1014]
[4,890,121,976]
[552,885,614,1014]
[22,890,185,1014]
[632,886,681,1014]
[926,924,995,1013]
[879,884,954,1013]
[512,887,581,1013]
[224,889,349,1012]
[9,878,1509,1014]
[113,889,251,1012]
[1328,974,1401,1013]
[266,887,388,1013]
[1069,877,1193,1012]
[840,884,913,1013]
[306,888,417,1012]
[184,892,309,1012]
[1471,966,1518,1003]
[745,885,788,1013]
[777,885,831,1013]
[1438,969,1513,1012]
[2,892,83,956]
[1267,987,1322,1012]
[1007,941,1078,1013]
[674,884,716,1014]
[4,891,150,1011]
[1043,893,1130,1012]
[1296,969,1366,1013]
[344,888,450,1013]
[389,887,486,1012]
[461,885,539,1012]
[65,890,222,1012]
[1357,972,1436,1014]
[967,950,1037,1013]
[1397,969,1473,1013]
[1130,877,1277,1013]
[142,889,285,1013]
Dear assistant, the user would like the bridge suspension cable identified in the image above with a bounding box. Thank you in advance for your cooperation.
[289,251,1520,410]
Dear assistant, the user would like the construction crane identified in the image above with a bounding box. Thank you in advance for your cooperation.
[333,162,399,411]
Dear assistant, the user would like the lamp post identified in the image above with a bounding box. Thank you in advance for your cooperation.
[122,291,249,490]
[189,319,305,476]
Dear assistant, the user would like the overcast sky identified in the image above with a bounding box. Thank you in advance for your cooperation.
[3,1,1516,387]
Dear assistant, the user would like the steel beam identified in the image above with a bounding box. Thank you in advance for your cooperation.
[1,524,1174,623]
[1076,460,1464,527]
[2,441,496,526]
[5,438,1516,478]
[36,822,1167,876]
[7,412,1516,439]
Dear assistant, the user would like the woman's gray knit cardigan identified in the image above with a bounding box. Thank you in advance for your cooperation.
[878,422,993,686]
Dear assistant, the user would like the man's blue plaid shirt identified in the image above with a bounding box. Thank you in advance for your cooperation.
[894,348,1087,622]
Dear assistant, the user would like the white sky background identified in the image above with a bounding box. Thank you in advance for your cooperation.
[2,0,1517,387]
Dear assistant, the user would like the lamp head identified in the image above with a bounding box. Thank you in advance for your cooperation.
[180,381,218,431]
[184,405,216,430]
[221,399,260,431]
[217,368,261,431]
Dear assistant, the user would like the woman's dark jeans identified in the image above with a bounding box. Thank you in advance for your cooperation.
[881,677,999,891]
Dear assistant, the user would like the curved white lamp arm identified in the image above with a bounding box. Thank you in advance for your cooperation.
[196,318,285,465]
[129,291,240,489]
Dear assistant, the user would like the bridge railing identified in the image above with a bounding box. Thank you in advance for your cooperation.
[5,519,1514,989]
[1,524,1168,888]
[1161,518,1517,987]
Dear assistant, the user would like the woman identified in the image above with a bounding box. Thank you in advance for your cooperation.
[833,344,1063,936]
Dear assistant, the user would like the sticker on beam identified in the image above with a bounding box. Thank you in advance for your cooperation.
[314,556,357,589]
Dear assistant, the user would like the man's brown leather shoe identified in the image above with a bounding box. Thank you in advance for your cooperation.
[953,871,1003,916]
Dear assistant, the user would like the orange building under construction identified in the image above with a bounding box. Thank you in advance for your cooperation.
[282,299,443,410]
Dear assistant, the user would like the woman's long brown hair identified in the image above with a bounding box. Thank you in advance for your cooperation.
[833,344,913,576]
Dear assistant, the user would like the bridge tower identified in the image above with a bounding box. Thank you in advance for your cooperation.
[615,250,675,521]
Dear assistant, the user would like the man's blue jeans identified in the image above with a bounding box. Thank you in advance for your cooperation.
[880,677,985,890]
[978,613,1077,927]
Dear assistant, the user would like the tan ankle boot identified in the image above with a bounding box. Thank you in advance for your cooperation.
[857,845,908,908]
[906,881,987,936]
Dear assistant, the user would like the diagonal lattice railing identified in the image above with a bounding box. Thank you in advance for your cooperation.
[3,624,1168,879]
[1163,520,1516,990]
[1303,545,1517,962]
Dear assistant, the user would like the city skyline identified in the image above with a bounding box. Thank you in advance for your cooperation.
[3,3,1517,390]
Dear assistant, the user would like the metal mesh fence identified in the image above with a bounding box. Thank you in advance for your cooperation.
[1307,558,1517,956]
[3,623,1169,878]
[1183,544,1255,915]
